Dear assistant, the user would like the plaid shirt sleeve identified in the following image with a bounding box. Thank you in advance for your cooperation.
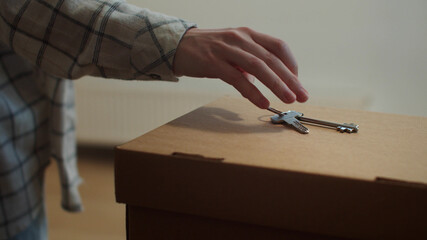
[0,0,195,239]
[0,0,195,81]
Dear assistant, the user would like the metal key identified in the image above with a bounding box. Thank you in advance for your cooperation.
[298,115,359,133]
[267,107,359,133]
[267,108,309,134]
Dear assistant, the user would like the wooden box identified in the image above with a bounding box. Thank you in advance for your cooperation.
[115,97,427,239]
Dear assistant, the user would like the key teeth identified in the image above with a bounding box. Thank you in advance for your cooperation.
[336,125,357,133]
[345,123,359,133]
[294,121,309,134]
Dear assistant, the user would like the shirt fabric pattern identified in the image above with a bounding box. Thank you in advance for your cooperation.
[0,0,195,238]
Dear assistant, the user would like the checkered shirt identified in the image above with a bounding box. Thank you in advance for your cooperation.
[0,0,195,238]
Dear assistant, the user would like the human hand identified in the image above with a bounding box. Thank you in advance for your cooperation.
[173,27,309,109]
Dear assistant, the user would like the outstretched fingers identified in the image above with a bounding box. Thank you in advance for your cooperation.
[250,30,299,76]
[239,39,308,102]
[224,45,297,104]
[218,62,270,109]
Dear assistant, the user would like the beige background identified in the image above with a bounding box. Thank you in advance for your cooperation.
[75,0,427,145]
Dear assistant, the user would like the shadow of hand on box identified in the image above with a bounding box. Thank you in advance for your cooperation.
[169,106,287,134]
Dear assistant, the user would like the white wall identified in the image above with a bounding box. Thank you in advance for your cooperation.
[75,0,427,145]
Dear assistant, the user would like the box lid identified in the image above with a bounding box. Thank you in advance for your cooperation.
[115,96,427,239]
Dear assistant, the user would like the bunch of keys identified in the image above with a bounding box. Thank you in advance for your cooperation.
[267,107,359,134]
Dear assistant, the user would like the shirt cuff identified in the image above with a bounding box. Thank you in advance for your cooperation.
[130,9,196,82]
